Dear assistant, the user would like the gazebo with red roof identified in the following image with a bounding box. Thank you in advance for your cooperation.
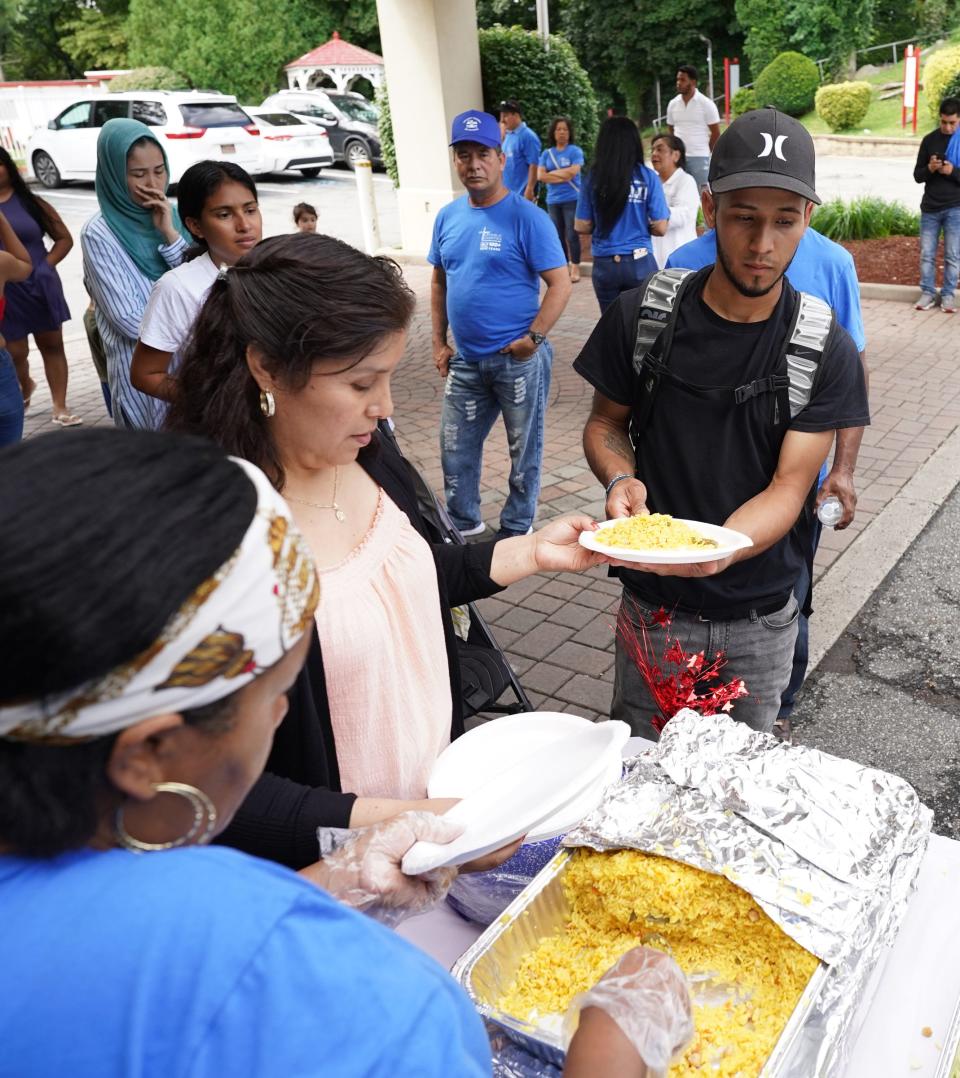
[284,31,385,93]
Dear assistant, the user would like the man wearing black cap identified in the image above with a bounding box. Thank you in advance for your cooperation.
[574,108,870,738]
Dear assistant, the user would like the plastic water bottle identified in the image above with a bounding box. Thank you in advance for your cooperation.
[817,495,843,528]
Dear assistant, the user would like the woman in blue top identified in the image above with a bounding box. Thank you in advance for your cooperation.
[538,116,585,282]
[0,429,692,1078]
[575,117,670,312]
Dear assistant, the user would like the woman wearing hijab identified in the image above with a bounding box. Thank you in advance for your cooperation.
[80,118,191,429]
[0,428,692,1078]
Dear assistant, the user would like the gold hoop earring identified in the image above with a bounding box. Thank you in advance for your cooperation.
[259,389,276,418]
[114,781,218,853]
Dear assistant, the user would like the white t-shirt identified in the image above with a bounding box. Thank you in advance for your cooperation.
[653,168,701,268]
[666,90,720,158]
[139,250,219,360]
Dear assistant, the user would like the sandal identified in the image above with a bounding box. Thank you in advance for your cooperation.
[22,378,36,412]
[52,413,83,427]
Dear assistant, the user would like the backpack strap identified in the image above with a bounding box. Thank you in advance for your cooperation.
[783,291,834,419]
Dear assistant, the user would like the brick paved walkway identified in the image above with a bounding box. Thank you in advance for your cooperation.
[21,265,960,722]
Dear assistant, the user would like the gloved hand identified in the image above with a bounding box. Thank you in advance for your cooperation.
[303,811,464,927]
[564,947,693,1076]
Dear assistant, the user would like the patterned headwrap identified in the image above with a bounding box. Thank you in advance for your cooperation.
[0,459,319,743]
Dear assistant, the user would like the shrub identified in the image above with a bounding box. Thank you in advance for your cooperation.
[815,81,872,132]
[478,26,599,155]
[754,51,820,116]
[375,85,397,186]
[923,46,960,121]
[810,197,920,241]
[109,66,186,93]
[731,87,759,117]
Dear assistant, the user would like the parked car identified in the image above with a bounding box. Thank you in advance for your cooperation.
[259,89,381,169]
[244,108,334,177]
[25,91,261,187]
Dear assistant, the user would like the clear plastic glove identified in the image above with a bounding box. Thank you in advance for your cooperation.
[304,811,464,927]
[563,947,693,1077]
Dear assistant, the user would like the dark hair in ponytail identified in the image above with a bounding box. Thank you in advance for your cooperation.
[165,232,416,490]
[0,428,257,856]
[177,159,258,256]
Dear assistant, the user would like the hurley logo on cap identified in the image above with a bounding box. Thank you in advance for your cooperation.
[757,133,788,161]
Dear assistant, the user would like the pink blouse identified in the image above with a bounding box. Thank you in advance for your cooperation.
[315,490,452,799]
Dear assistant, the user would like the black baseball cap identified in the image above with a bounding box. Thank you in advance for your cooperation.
[499,99,522,114]
[708,107,821,204]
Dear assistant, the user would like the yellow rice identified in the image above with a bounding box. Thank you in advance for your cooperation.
[594,514,719,552]
[497,849,818,1077]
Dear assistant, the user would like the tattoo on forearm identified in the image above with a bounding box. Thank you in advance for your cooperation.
[602,428,635,465]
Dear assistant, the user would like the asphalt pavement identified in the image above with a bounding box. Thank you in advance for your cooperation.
[794,477,960,840]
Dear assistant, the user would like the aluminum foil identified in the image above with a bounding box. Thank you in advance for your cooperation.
[562,710,932,1077]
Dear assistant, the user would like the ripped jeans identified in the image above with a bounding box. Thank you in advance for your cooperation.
[440,342,553,535]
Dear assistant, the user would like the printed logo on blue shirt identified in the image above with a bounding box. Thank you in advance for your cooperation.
[628,180,649,203]
[479,226,502,252]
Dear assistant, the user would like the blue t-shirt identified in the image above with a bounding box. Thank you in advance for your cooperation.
[428,191,566,357]
[665,227,867,351]
[502,122,541,194]
[665,226,866,488]
[538,144,584,204]
[575,164,670,256]
[0,846,490,1077]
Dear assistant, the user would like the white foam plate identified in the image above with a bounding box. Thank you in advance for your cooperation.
[402,719,631,876]
[428,712,625,842]
[579,517,754,564]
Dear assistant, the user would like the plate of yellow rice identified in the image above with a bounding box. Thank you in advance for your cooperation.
[580,514,754,564]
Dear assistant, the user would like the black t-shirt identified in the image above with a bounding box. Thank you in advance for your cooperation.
[913,130,960,213]
[574,271,870,618]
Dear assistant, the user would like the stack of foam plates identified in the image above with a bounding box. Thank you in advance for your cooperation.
[401,713,629,876]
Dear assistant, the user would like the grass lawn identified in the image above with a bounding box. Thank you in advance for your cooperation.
[797,61,930,138]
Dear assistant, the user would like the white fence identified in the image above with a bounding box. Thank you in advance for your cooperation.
[0,77,112,163]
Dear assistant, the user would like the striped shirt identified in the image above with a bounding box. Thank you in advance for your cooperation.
[80,213,188,430]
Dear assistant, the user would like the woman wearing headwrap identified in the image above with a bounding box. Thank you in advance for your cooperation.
[0,429,693,1078]
[80,119,192,429]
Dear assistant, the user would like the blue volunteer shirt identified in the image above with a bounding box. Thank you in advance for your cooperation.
[502,121,542,194]
[539,144,585,204]
[428,191,566,357]
[666,226,867,487]
[576,164,670,256]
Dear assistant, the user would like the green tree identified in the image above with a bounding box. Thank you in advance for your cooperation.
[786,0,874,78]
[4,0,84,79]
[60,6,130,72]
[557,0,742,119]
[734,0,789,76]
[127,0,380,102]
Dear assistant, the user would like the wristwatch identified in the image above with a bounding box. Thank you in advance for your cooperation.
[528,331,546,346]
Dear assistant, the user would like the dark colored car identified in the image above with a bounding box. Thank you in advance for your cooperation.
[260,90,381,169]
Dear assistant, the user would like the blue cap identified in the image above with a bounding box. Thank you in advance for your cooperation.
[449,109,501,150]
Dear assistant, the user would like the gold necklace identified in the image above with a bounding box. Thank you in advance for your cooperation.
[284,467,346,522]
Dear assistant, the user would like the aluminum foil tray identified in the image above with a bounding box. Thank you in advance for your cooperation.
[452,849,828,1072]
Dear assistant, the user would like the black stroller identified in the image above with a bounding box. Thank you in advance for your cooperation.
[378,420,532,721]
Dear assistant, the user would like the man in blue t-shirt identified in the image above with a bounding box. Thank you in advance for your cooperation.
[666,224,869,734]
[500,99,541,201]
[429,108,569,539]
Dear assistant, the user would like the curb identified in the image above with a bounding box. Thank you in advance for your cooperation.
[807,423,960,673]
[859,282,918,302]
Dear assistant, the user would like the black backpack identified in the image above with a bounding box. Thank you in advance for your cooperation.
[629,266,836,447]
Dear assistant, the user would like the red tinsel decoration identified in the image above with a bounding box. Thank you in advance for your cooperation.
[616,600,749,733]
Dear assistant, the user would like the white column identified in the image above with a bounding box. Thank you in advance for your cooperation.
[375,0,483,256]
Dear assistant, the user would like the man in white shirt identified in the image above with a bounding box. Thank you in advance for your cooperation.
[666,64,721,190]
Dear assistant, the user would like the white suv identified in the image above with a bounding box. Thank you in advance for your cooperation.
[26,91,261,187]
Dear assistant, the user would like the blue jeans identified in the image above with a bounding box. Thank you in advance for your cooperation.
[591,252,659,312]
[920,206,960,300]
[686,156,710,190]
[441,343,553,535]
[548,201,581,264]
[0,348,24,447]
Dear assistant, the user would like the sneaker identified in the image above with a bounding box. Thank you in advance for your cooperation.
[493,525,534,541]
[942,296,956,314]
[914,293,939,311]
[457,521,487,537]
